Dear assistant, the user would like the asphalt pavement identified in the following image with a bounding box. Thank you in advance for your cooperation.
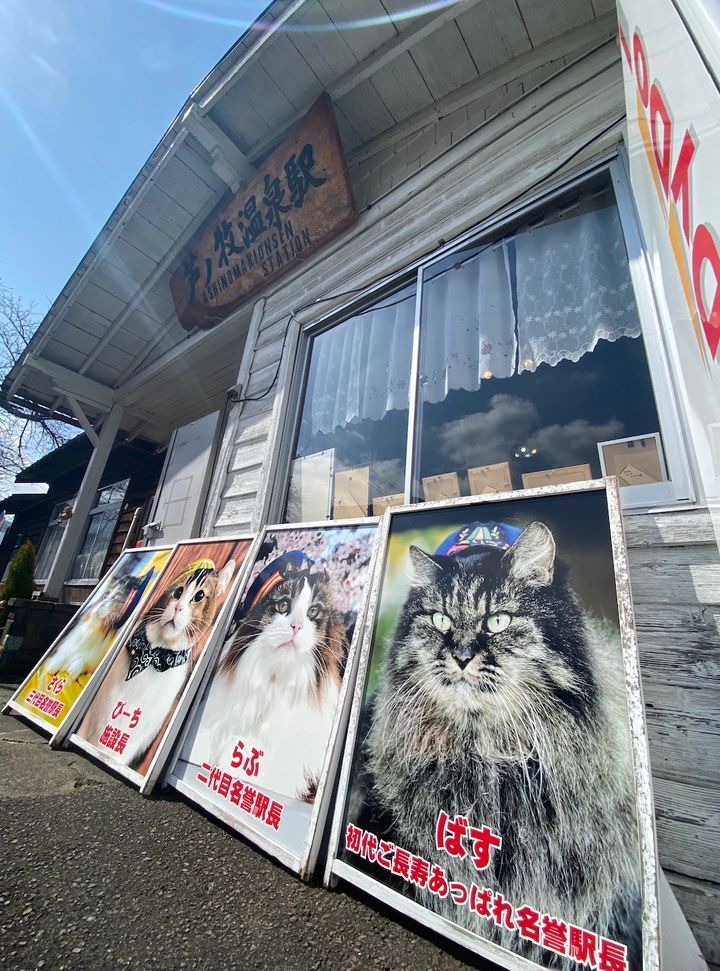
[0,685,486,971]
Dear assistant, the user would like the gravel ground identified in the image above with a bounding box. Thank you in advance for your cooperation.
[0,685,488,971]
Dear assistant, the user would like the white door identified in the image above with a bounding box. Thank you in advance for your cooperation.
[147,411,220,545]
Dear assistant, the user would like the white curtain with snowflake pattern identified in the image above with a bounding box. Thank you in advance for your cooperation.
[304,202,641,435]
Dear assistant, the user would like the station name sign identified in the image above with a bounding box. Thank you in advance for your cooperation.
[170,94,357,331]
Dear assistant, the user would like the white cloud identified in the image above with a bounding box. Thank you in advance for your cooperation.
[532,419,625,469]
[438,393,540,468]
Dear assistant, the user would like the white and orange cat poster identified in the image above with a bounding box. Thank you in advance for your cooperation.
[326,481,660,971]
[165,520,380,878]
[69,536,255,794]
[3,546,172,743]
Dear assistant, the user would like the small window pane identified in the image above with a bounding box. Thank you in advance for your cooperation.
[35,501,73,581]
[70,509,118,582]
[95,479,130,508]
[284,282,416,521]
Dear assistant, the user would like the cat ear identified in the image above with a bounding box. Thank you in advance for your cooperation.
[408,546,444,586]
[217,560,237,596]
[504,522,556,587]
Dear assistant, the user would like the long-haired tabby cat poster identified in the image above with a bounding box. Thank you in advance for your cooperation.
[329,483,659,971]
[71,536,253,792]
[166,521,379,876]
[4,546,172,741]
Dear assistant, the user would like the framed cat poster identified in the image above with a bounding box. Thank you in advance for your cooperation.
[68,535,256,795]
[326,480,660,971]
[3,545,173,744]
[164,519,381,879]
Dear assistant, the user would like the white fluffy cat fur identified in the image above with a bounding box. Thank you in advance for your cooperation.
[45,575,140,682]
[188,566,345,801]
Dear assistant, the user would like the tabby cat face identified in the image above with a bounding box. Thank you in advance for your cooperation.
[146,561,235,652]
[392,523,588,726]
[248,568,332,657]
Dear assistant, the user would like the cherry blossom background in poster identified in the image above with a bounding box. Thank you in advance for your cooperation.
[167,522,379,872]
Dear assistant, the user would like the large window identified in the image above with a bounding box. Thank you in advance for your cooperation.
[286,282,416,520]
[283,168,684,522]
[68,479,129,583]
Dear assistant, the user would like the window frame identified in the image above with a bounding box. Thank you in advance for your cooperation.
[35,498,76,583]
[271,154,694,522]
[65,478,130,584]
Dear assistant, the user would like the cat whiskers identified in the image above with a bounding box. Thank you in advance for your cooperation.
[373,669,447,764]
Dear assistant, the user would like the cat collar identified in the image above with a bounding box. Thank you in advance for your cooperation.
[124,631,191,681]
[435,521,523,558]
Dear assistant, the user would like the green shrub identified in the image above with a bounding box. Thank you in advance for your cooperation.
[0,541,36,623]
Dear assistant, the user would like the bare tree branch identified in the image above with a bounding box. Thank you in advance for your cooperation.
[0,280,73,487]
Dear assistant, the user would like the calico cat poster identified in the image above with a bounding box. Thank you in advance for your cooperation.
[4,546,172,741]
[328,483,659,971]
[70,536,253,794]
[166,521,379,877]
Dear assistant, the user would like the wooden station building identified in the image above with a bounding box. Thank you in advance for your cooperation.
[2,0,718,960]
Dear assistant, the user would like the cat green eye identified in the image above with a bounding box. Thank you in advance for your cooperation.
[307,605,322,620]
[432,612,452,633]
[486,612,512,634]
[276,598,290,614]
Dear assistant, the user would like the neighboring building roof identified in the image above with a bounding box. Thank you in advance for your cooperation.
[0,493,49,515]
[13,434,160,484]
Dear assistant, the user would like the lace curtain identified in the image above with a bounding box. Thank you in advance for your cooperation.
[305,292,415,436]
[304,202,641,436]
[515,204,641,372]
[420,245,516,401]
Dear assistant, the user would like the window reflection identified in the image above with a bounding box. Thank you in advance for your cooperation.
[414,175,663,500]
[69,479,129,582]
[284,172,667,524]
[285,282,415,521]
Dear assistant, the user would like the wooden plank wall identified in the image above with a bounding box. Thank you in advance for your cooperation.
[624,509,720,963]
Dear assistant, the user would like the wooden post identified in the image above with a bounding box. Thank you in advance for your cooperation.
[43,403,124,600]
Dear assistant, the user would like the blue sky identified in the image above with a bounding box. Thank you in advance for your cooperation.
[0,0,264,319]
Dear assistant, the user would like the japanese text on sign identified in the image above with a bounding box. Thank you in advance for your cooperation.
[169,94,356,331]
[345,818,628,971]
[25,689,64,719]
[98,699,142,754]
[197,762,283,831]
[230,738,264,778]
[183,143,327,305]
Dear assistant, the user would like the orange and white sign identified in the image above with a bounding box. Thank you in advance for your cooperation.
[618,0,720,499]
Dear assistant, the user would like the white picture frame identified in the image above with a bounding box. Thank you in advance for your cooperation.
[163,517,382,879]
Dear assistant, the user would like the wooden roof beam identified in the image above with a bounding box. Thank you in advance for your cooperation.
[247,0,489,163]
[183,105,255,190]
[23,356,114,412]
